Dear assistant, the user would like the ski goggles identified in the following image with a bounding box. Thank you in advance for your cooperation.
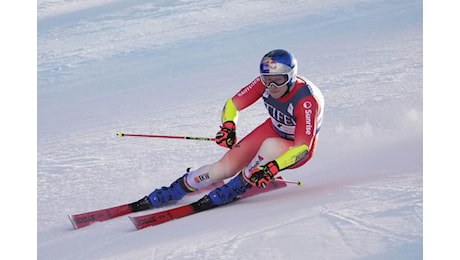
[261,74,289,88]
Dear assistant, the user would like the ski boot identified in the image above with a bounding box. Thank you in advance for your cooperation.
[146,174,194,207]
[208,172,252,206]
[129,196,153,212]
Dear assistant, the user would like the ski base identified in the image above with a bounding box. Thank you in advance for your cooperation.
[130,178,287,230]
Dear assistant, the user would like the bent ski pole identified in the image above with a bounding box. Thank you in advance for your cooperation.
[117,132,217,141]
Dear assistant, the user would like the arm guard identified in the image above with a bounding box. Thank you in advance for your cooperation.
[221,98,239,124]
[274,144,309,171]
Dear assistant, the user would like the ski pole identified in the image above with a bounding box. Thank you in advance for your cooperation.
[275,178,303,187]
[117,132,217,141]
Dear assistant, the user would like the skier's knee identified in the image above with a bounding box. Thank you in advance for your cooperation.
[258,138,291,161]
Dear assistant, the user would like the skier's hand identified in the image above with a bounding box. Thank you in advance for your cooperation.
[248,161,280,188]
[215,121,237,149]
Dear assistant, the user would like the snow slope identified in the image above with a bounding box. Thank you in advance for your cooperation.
[36,0,423,259]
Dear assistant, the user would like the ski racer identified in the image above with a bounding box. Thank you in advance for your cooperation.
[131,49,325,210]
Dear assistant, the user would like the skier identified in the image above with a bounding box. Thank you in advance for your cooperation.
[131,49,324,211]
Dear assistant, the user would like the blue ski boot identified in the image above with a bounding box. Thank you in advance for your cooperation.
[208,172,252,206]
[147,174,194,207]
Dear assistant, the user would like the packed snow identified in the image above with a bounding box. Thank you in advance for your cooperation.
[34,0,426,259]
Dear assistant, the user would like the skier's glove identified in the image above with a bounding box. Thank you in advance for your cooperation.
[248,161,280,188]
[215,121,237,149]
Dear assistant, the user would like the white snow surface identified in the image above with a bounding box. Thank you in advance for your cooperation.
[37,0,423,259]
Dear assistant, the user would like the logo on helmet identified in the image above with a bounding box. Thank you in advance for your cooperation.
[262,60,277,71]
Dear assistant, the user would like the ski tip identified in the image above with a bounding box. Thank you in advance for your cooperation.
[116,132,124,137]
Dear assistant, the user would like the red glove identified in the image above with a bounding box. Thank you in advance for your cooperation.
[215,121,237,149]
[247,161,280,188]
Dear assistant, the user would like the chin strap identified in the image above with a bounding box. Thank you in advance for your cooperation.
[281,84,293,97]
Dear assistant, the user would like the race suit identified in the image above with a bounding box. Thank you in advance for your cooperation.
[187,75,324,189]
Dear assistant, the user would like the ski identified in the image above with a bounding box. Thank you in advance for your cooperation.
[129,177,287,230]
[68,180,225,229]
[68,203,134,229]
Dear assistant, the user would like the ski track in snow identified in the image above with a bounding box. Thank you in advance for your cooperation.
[37,0,423,259]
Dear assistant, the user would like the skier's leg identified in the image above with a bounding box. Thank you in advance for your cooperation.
[208,137,294,206]
[185,119,278,190]
[143,120,281,208]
